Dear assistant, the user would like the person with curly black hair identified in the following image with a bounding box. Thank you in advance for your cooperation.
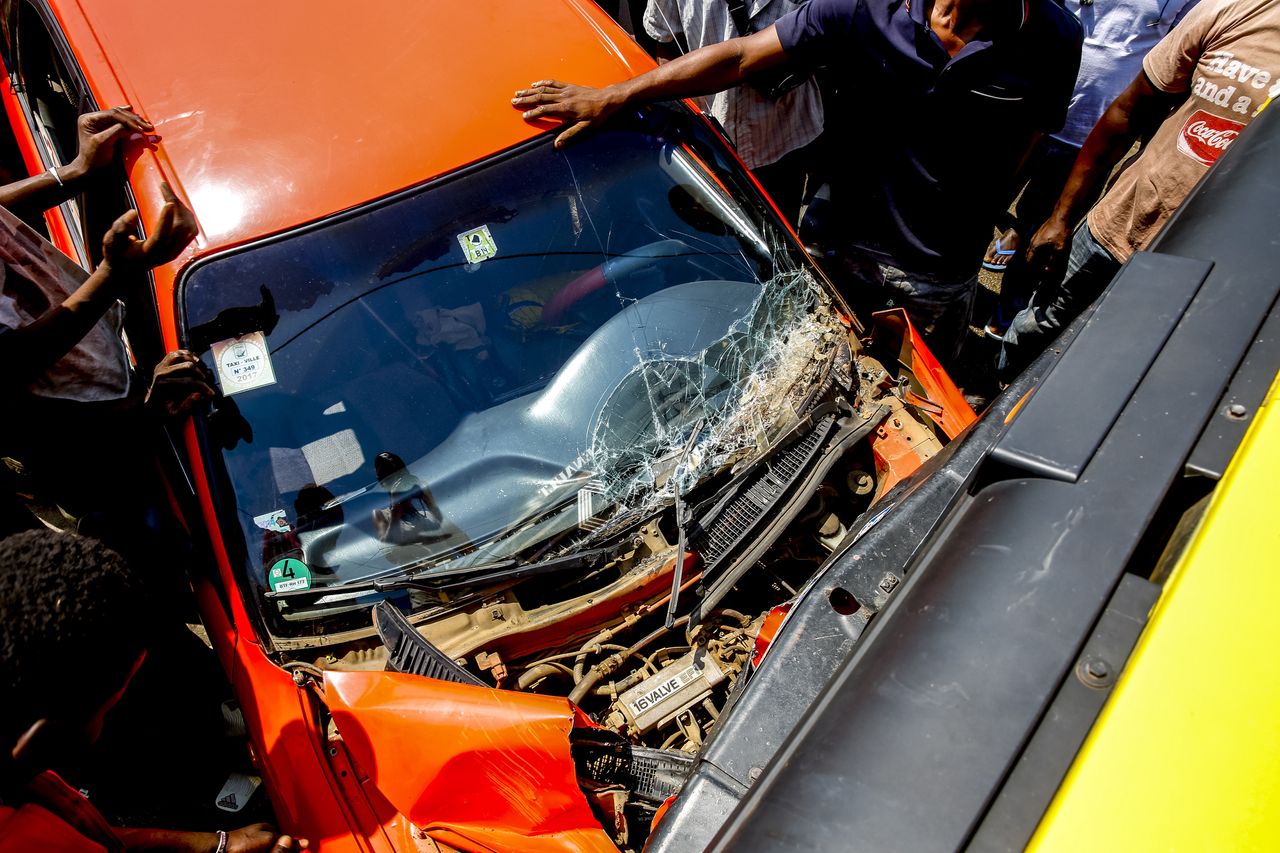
[0,531,306,853]
[0,529,148,756]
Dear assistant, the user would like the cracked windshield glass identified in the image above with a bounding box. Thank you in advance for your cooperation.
[182,105,843,637]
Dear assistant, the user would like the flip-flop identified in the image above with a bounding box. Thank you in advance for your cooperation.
[981,236,1017,272]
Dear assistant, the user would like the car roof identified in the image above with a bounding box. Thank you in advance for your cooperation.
[57,0,654,257]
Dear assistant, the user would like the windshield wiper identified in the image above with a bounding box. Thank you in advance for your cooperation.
[373,542,626,593]
[264,542,627,603]
[665,417,705,628]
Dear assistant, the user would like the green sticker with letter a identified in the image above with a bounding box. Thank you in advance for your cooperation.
[268,557,312,593]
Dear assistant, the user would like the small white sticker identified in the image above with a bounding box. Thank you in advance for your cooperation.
[211,331,276,395]
[253,510,291,533]
[457,225,498,264]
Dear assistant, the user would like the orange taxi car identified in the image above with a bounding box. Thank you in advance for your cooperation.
[0,0,973,850]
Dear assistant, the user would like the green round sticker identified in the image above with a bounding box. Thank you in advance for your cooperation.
[268,557,312,593]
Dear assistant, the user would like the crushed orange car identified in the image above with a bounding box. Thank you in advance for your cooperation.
[0,0,973,849]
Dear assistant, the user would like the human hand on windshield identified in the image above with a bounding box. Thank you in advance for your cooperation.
[102,182,198,271]
[1024,215,1072,282]
[227,823,309,853]
[512,80,624,147]
[68,106,154,180]
[145,350,216,419]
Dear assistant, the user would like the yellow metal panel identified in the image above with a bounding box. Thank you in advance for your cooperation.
[1030,373,1280,851]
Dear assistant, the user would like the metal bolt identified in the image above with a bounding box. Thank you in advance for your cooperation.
[1226,403,1249,419]
[1078,657,1113,687]
[748,767,763,783]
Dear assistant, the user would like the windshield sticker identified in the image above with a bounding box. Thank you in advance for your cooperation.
[211,331,276,396]
[457,225,498,264]
[268,557,312,593]
[253,510,291,533]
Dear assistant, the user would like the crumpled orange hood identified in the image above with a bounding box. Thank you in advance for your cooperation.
[324,670,618,852]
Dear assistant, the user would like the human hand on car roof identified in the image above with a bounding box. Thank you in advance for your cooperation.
[102,182,197,272]
[67,105,154,181]
[512,80,625,148]
[145,349,216,419]
[513,27,787,147]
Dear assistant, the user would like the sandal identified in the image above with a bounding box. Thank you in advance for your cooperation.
[981,234,1018,272]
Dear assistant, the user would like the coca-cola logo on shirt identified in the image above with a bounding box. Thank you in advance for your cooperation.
[1177,109,1247,166]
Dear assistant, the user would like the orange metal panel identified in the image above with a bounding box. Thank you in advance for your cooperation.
[870,308,977,439]
[61,0,654,258]
[234,642,394,852]
[325,671,619,853]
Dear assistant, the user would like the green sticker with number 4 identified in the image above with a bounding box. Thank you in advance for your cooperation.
[268,557,312,593]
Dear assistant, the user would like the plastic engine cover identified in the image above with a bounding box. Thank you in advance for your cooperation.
[613,648,725,733]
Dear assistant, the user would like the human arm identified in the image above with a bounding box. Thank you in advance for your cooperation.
[0,107,153,216]
[1024,72,1181,275]
[115,822,306,853]
[0,182,196,391]
[512,25,787,147]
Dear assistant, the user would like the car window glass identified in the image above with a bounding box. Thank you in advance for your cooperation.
[182,106,830,639]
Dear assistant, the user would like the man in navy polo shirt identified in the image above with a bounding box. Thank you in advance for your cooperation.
[513,0,1082,363]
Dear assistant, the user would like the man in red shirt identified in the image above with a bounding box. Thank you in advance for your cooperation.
[0,531,305,853]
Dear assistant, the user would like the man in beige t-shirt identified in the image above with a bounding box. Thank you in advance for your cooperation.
[998,0,1280,378]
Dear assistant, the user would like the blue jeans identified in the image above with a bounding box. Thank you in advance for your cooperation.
[997,222,1120,380]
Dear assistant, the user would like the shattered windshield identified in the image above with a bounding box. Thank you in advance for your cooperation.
[181,105,840,638]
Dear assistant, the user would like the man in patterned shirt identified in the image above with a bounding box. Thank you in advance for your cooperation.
[644,0,824,224]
